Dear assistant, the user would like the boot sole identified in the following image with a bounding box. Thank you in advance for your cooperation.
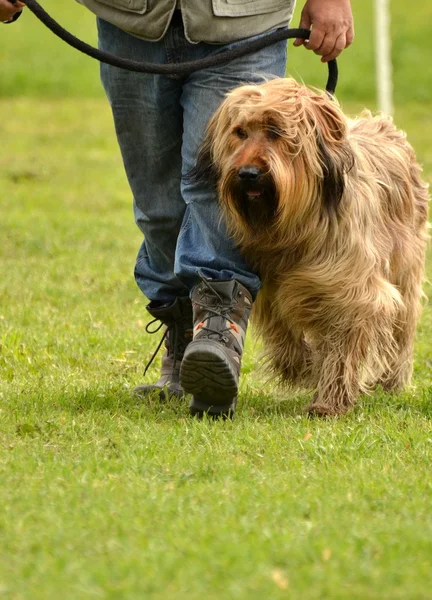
[189,396,237,420]
[180,340,239,405]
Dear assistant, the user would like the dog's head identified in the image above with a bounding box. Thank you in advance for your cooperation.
[193,78,354,235]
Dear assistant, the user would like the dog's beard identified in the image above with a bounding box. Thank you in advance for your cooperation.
[221,170,278,230]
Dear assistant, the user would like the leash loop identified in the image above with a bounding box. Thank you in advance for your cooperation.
[23,0,338,96]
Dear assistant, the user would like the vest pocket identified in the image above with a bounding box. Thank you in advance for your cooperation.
[212,0,287,16]
[94,0,147,14]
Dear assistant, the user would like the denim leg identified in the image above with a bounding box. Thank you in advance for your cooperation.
[176,38,288,297]
[98,18,189,304]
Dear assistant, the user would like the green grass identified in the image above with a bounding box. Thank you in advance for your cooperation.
[1,1,432,598]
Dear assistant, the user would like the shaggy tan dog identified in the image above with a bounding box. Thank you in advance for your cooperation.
[193,78,429,416]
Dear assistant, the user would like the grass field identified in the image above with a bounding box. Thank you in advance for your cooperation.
[1,1,432,598]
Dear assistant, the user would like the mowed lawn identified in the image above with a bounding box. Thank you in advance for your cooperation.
[1,1,432,599]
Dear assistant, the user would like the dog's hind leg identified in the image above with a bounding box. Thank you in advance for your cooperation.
[307,285,400,415]
[377,151,429,391]
[379,267,425,392]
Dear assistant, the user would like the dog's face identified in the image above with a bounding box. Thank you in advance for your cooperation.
[193,78,354,235]
[218,107,282,225]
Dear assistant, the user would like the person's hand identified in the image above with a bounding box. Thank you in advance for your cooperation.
[1,0,25,22]
[293,0,354,62]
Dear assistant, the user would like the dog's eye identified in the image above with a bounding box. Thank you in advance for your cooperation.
[234,127,248,140]
[267,127,282,140]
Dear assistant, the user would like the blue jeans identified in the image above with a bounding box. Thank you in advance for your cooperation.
[98,14,287,304]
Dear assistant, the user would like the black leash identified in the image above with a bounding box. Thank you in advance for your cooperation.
[18,0,338,96]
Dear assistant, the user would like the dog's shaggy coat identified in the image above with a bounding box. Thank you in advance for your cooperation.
[193,78,429,415]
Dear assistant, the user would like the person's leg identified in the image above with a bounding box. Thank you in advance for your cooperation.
[177,33,288,416]
[97,16,287,410]
[98,17,188,305]
[98,17,192,398]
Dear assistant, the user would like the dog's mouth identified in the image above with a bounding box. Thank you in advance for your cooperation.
[237,173,274,198]
[245,188,265,200]
[240,178,276,204]
[229,177,278,228]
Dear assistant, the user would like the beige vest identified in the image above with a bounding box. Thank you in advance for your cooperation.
[77,0,296,44]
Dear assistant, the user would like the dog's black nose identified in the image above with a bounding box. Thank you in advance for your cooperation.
[238,166,262,181]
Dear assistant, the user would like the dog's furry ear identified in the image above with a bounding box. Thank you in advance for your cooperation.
[317,134,354,215]
[186,118,220,188]
[314,101,355,216]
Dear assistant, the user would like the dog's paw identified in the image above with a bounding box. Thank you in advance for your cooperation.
[305,394,347,418]
[306,403,334,418]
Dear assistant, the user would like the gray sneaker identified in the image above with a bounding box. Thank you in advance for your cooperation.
[180,279,253,418]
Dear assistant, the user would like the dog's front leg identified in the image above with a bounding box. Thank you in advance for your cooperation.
[268,330,314,387]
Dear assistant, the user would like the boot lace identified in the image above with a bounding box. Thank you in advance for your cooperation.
[194,278,242,345]
[143,318,169,376]
[143,318,190,377]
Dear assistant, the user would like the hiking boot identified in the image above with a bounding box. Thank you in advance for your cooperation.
[133,296,193,400]
[180,279,253,418]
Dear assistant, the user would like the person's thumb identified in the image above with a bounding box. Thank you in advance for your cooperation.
[293,10,311,46]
